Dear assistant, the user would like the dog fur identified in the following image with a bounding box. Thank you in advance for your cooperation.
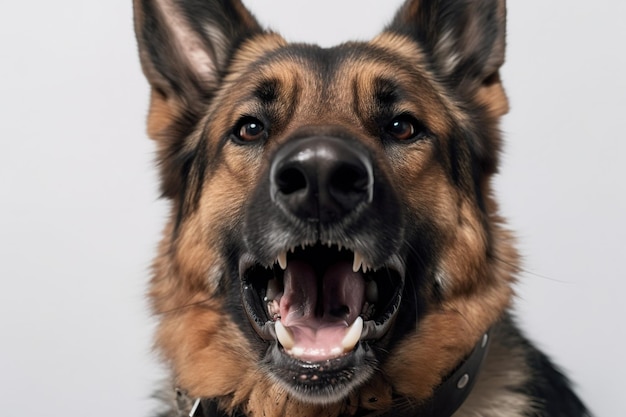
[133,0,590,416]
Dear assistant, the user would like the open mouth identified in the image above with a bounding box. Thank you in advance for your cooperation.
[240,242,405,362]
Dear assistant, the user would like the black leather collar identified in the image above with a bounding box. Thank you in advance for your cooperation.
[185,329,491,417]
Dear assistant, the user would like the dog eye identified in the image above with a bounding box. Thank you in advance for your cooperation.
[234,118,266,143]
[385,116,426,142]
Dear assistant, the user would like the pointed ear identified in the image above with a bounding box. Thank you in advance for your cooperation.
[387,0,506,99]
[133,0,262,139]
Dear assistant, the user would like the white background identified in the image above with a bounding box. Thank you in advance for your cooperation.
[0,1,624,415]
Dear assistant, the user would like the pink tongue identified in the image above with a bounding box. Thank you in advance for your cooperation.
[279,260,365,360]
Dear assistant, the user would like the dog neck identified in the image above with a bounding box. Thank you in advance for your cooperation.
[183,329,491,417]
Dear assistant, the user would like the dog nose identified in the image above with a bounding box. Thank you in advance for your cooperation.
[270,136,374,223]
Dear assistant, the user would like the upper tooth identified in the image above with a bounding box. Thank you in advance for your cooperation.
[275,320,295,349]
[277,252,287,270]
[353,252,363,272]
[341,316,363,351]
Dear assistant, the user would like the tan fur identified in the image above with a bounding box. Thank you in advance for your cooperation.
[149,57,515,417]
[134,1,534,415]
[146,90,183,140]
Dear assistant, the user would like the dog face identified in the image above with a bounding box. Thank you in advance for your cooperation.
[134,0,517,415]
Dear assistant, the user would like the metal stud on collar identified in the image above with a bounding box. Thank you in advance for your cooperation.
[455,331,489,391]
[454,332,488,391]
[456,373,470,389]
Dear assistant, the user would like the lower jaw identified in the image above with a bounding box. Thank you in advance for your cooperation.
[264,342,377,404]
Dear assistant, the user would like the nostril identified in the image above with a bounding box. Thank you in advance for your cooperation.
[331,164,369,195]
[277,166,308,195]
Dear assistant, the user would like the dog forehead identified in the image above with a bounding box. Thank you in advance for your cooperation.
[231,32,431,90]
[226,33,453,127]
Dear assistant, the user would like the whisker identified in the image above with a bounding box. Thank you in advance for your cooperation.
[156,296,214,315]
[492,255,573,284]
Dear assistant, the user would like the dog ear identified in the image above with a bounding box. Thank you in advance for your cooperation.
[387,0,506,97]
[133,0,262,139]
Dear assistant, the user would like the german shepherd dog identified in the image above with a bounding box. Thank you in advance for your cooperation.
[133,0,590,416]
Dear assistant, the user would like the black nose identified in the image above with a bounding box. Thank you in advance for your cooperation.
[270,136,374,223]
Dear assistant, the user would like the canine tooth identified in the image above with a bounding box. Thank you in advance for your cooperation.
[353,252,363,273]
[275,320,295,349]
[366,280,378,303]
[277,252,287,270]
[291,347,305,357]
[341,316,363,351]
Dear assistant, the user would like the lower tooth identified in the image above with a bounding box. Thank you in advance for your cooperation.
[361,302,375,318]
[291,347,304,357]
[275,320,295,349]
[267,300,280,319]
[341,316,363,351]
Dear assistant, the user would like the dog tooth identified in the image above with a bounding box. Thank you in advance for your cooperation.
[291,347,305,357]
[360,302,375,320]
[341,316,363,351]
[353,252,363,273]
[277,252,287,270]
[361,302,370,316]
[366,280,378,303]
[267,300,280,318]
[275,320,295,349]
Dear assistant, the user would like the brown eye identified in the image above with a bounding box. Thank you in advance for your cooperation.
[387,117,415,141]
[234,118,266,143]
[385,116,427,142]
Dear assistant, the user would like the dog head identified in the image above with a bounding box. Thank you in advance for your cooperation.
[134,0,517,415]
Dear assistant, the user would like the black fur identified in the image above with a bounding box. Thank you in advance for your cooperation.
[496,316,591,417]
[134,1,591,416]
